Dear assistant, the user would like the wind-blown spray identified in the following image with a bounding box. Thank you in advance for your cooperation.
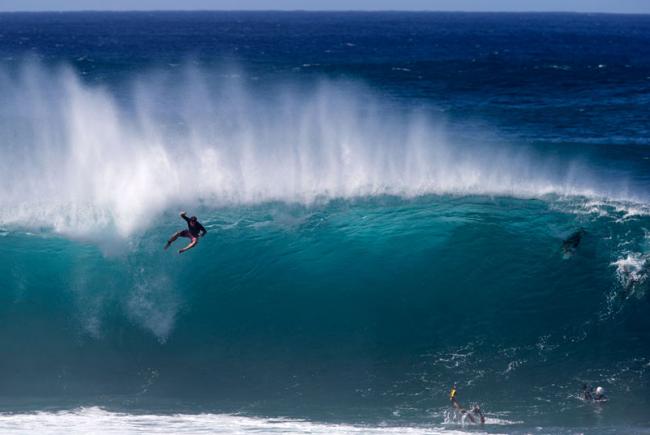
[0,61,612,237]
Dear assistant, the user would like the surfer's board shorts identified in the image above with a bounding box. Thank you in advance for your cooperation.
[179,230,198,241]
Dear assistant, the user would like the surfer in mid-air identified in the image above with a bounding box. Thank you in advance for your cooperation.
[165,211,207,254]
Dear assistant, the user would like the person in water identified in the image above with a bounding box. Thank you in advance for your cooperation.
[593,386,607,402]
[165,211,207,254]
[562,228,586,256]
[582,384,607,402]
[450,383,460,409]
[449,384,483,424]
[471,405,486,424]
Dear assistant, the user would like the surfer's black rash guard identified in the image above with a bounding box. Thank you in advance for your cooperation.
[182,215,207,238]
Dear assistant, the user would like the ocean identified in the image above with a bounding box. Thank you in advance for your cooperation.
[0,11,649,434]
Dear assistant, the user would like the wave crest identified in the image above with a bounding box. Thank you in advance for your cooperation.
[0,60,629,237]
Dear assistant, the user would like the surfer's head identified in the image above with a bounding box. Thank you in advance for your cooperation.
[595,386,605,396]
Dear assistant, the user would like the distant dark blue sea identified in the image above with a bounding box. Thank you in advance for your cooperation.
[0,11,649,434]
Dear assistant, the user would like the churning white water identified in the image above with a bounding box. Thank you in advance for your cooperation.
[0,406,500,435]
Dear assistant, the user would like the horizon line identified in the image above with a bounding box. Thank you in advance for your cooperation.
[0,9,649,16]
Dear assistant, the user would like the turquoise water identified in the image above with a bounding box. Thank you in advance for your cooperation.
[1,11,650,434]
[1,196,649,432]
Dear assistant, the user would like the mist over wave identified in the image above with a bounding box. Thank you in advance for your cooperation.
[0,60,627,238]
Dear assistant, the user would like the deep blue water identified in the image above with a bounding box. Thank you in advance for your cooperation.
[0,12,649,434]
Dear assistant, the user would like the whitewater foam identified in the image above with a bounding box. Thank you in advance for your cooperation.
[612,253,649,294]
[0,407,492,435]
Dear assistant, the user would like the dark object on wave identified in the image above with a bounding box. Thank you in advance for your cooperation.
[562,228,586,256]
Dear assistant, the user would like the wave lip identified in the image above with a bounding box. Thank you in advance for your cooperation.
[0,61,643,237]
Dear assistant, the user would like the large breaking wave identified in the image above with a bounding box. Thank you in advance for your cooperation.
[1,61,649,430]
[0,60,642,238]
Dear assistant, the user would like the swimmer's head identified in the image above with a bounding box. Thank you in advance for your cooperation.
[595,386,605,396]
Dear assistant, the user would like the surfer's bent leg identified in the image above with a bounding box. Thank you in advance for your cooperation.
[164,230,187,250]
[178,237,198,254]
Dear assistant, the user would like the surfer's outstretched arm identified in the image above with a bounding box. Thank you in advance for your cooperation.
[180,211,190,222]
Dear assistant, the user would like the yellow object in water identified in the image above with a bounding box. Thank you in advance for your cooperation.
[450,387,457,400]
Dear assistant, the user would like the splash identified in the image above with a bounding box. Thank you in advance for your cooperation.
[0,60,632,237]
[612,253,649,295]
[0,407,487,435]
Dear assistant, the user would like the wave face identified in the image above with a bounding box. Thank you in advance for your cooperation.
[1,196,650,429]
[2,11,650,434]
